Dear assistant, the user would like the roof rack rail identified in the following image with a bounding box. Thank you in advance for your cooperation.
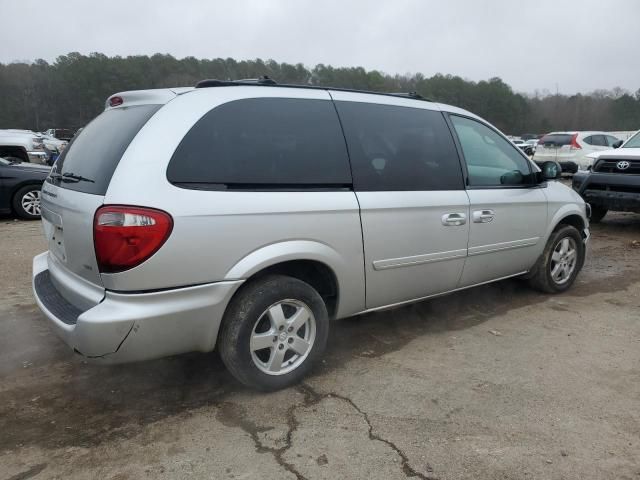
[389,91,425,100]
[195,76,276,88]
[193,77,432,102]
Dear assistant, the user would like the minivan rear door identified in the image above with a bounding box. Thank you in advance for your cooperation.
[42,104,161,290]
[333,95,470,309]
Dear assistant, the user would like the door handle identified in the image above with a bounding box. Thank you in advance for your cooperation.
[472,209,495,223]
[441,212,467,226]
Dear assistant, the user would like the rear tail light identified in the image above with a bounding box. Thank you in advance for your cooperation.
[569,133,582,150]
[94,206,173,273]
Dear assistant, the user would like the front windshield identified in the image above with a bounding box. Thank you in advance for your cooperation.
[0,157,12,166]
[622,131,640,148]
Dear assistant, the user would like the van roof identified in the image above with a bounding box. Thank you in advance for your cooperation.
[105,79,480,120]
[193,77,433,103]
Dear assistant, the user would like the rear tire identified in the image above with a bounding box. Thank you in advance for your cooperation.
[12,185,42,219]
[528,225,585,293]
[218,275,329,391]
[589,206,608,223]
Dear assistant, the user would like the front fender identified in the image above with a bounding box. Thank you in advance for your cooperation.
[224,240,365,318]
[545,203,589,243]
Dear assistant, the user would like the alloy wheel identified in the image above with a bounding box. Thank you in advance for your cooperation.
[250,299,316,375]
[550,237,577,285]
[21,190,41,216]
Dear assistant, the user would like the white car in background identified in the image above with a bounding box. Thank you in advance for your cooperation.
[0,129,48,164]
[525,139,539,152]
[511,139,535,156]
[38,133,68,153]
[582,129,640,169]
[533,131,621,173]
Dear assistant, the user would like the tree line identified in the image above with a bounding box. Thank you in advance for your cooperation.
[1,52,639,135]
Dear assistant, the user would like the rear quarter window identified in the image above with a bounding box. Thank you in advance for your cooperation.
[167,98,352,188]
[49,104,161,195]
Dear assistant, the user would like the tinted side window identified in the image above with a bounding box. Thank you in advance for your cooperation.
[583,136,594,145]
[334,102,463,191]
[450,115,534,187]
[168,98,351,188]
[606,135,620,146]
[590,135,607,147]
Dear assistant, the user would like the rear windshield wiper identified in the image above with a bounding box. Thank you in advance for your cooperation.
[49,172,95,183]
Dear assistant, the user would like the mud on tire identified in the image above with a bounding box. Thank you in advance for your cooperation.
[218,274,329,391]
[528,224,585,294]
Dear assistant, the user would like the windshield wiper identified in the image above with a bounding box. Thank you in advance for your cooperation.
[49,172,95,183]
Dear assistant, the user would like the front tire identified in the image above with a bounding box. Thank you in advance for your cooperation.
[528,225,585,293]
[12,185,42,219]
[218,275,329,391]
[589,206,608,223]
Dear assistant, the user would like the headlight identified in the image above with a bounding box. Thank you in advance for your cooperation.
[32,137,44,150]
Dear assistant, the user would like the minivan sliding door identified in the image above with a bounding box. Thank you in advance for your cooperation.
[333,96,470,309]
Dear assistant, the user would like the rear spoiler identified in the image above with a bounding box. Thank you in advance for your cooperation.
[105,87,194,110]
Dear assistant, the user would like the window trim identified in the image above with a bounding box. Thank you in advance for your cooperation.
[444,113,540,190]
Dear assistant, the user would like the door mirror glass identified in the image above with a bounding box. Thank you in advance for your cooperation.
[540,161,561,180]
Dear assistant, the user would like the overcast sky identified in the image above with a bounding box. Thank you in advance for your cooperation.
[1,0,639,94]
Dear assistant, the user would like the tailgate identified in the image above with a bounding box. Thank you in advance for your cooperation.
[39,102,162,302]
[41,182,105,289]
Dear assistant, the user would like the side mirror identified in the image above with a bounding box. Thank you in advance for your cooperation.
[613,140,623,149]
[540,161,561,181]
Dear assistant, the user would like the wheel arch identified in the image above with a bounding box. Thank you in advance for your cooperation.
[224,241,346,319]
[546,205,588,242]
[0,145,29,163]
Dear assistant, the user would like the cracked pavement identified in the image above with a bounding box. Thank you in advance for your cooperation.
[1,213,640,480]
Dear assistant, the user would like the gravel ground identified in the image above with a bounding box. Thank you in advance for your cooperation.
[0,212,639,480]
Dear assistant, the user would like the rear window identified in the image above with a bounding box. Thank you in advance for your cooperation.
[538,134,573,146]
[167,98,352,188]
[49,104,161,195]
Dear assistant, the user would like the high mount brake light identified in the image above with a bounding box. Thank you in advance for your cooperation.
[94,206,173,273]
[109,96,124,107]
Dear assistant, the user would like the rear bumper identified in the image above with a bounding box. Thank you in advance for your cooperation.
[32,252,243,364]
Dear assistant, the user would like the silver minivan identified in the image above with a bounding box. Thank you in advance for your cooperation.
[33,79,590,390]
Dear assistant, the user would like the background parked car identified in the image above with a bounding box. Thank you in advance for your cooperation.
[511,139,534,156]
[38,133,68,165]
[39,133,68,151]
[525,138,539,153]
[581,128,640,170]
[43,128,75,142]
[533,131,620,173]
[0,156,49,218]
[0,129,48,164]
[572,131,640,222]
